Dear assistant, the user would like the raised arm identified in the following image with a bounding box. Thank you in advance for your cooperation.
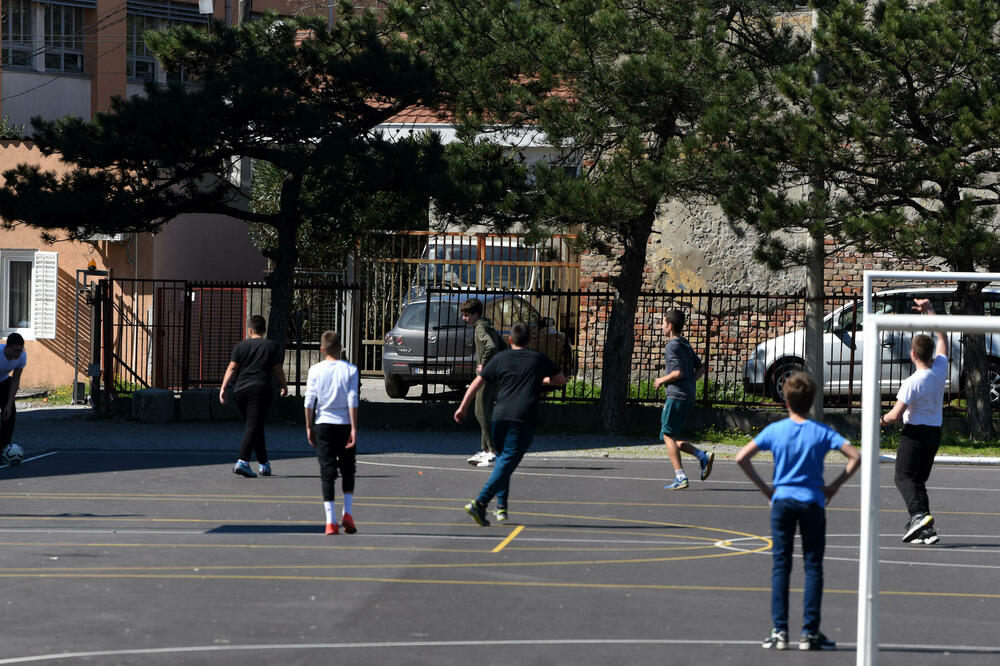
[913,298,948,358]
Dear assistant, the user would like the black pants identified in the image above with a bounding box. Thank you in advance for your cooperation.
[894,424,941,517]
[0,379,14,449]
[314,423,356,502]
[233,384,272,463]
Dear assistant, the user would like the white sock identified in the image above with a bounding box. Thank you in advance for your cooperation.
[342,493,353,516]
[324,501,336,525]
[675,470,687,480]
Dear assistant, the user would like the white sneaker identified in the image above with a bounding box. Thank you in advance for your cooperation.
[467,451,487,465]
[477,452,497,467]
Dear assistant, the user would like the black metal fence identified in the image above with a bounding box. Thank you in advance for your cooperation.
[390,287,996,411]
[104,278,997,411]
[105,279,362,394]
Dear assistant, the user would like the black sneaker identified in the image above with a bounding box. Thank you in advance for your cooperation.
[762,628,788,650]
[915,526,940,545]
[799,631,836,651]
[902,513,934,543]
[464,500,489,527]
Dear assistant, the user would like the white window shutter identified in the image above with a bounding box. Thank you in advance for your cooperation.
[31,251,58,339]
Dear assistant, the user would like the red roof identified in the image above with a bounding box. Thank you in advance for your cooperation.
[385,105,454,124]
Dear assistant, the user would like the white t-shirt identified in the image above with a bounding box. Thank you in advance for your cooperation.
[304,359,359,425]
[0,344,27,381]
[897,354,948,426]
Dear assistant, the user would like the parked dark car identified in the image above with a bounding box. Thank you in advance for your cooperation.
[382,293,574,398]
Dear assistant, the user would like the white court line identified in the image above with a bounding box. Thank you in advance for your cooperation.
[359,459,1000,493]
[0,529,207,536]
[716,535,1000,570]
[0,638,997,663]
[0,451,58,471]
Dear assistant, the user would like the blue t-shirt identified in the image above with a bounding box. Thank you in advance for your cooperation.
[752,418,848,506]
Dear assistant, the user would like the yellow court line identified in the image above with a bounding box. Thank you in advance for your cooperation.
[492,525,524,553]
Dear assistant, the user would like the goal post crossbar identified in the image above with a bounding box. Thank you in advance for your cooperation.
[857,271,1000,666]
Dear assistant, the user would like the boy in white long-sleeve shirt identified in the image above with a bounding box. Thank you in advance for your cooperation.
[304,331,360,535]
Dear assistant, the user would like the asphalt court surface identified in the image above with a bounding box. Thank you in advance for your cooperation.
[0,450,997,664]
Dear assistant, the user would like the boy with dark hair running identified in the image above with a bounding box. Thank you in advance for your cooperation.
[656,309,713,489]
[460,298,503,467]
[879,298,947,544]
[0,333,26,458]
[305,331,360,535]
[220,315,287,478]
[737,372,860,651]
[454,321,567,525]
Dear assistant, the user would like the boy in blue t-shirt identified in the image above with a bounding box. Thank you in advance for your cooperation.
[736,372,860,651]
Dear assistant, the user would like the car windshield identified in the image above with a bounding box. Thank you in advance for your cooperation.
[397,301,465,330]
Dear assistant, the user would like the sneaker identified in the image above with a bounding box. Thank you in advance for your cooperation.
[664,477,689,490]
[258,462,272,477]
[467,452,487,465]
[700,451,715,481]
[464,500,490,526]
[799,631,836,651]
[902,513,934,543]
[762,628,788,650]
[476,452,498,467]
[915,526,939,545]
[495,507,508,523]
[341,513,357,534]
[233,460,257,478]
[325,522,339,535]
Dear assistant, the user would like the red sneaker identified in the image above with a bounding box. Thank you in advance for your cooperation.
[341,513,357,534]
[325,522,339,535]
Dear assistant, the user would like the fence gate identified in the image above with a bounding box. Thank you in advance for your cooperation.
[102,279,361,397]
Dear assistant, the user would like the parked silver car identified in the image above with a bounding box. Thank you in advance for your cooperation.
[382,292,573,398]
[742,287,1000,404]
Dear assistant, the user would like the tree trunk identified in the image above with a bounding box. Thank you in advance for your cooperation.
[957,282,993,440]
[265,220,300,350]
[804,226,825,419]
[599,213,655,433]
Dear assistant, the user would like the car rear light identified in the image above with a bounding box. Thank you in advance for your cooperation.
[384,334,405,346]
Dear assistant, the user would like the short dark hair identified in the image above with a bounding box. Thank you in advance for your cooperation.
[460,298,483,317]
[5,332,24,347]
[783,372,816,416]
[912,334,934,365]
[510,321,531,346]
[321,330,342,356]
[664,309,685,334]
[248,315,267,335]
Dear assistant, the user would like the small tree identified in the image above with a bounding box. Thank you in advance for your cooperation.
[405,0,807,430]
[0,4,441,346]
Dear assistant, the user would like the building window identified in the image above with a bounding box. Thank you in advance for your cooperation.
[44,5,84,74]
[1,250,57,340]
[1,0,34,70]
[126,14,158,81]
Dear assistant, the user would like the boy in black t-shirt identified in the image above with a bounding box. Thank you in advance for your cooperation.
[220,315,288,477]
[454,322,567,525]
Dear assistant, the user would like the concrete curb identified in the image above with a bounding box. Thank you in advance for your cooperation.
[878,454,1000,466]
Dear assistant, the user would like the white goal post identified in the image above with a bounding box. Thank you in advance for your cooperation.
[857,270,1000,666]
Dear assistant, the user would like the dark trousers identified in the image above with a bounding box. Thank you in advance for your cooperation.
[476,420,533,509]
[894,424,941,517]
[770,498,826,635]
[314,423,356,502]
[0,379,15,449]
[233,384,272,463]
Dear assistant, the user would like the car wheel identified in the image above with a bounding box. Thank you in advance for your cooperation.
[989,360,1000,406]
[768,360,805,401]
[385,375,410,399]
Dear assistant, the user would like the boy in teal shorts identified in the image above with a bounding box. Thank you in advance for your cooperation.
[654,309,713,490]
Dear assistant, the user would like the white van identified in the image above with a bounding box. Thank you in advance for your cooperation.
[742,287,1000,404]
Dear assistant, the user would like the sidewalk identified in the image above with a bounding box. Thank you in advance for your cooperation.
[11,406,1000,465]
